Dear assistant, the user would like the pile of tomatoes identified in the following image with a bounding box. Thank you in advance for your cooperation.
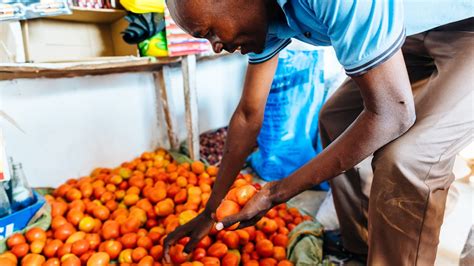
[0,149,311,266]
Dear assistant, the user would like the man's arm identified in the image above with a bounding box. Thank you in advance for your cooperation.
[272,50,415,202]
[204,55,279,213]
[218,50,416,229]
[163,55,279,255]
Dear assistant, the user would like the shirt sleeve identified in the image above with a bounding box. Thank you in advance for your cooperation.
[247,35,292,64]
[314,0,405,76]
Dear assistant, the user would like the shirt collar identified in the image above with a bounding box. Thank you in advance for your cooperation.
[270,0,302,36]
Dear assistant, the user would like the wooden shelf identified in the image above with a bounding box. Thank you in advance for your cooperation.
[0,53,232,80]
[49,7,127,23]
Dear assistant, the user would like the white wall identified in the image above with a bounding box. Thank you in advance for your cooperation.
[0,54,247,187]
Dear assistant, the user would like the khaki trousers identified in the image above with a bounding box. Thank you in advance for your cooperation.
[319,25,474,265]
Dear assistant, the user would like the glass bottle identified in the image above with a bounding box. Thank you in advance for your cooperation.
[0,183,11,217]
[10,163,36,212]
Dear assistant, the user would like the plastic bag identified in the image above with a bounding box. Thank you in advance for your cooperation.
[120,0,165,14]
[249,49,330,189]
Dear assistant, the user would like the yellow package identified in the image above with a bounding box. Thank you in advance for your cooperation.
[120,0,165,14]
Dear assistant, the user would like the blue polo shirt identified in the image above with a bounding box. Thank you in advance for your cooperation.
[248,0,474,76]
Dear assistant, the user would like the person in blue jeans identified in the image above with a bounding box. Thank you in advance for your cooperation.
[163,0,474,264]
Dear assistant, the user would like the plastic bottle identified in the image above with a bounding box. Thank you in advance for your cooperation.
[0,183,11,217]
[10,162,36,212]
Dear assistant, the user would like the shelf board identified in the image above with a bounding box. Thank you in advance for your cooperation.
[49,7,127,23]
[0,53,232,80]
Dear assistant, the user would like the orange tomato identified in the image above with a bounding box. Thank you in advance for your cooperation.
[71,239,90,256]
[178,210,198,225]
[120,216,141,234]
[131,247,148,262]
[174,188,188,204]
[235,185,257,206]
[85,233,101,250]
[78,216,95,233]
[223,231,240,249]
[0,251,17,265]
[92,205,110,221]
[102,220,120,240]
[21,254,45,266]
[43,258,60,266]
[120,233,138,249]
[201,256,220,266]
[30,240,46,254]
[243,242,255,254]
[191,161,205,174]
[51,216,68,230]
[66,209,84,227]
[256,239,274,258]
[11,242,29,258]
[66,231,86,244]
[277,260,294,266]
[236,229,250,245]
[57,243,72,258]
[0,258,16,266]
[192,247,206,261]
[259,258,278,266]
[273,246,286,261]
[222,252,240,266]
[86,252,110,266]
[118,249,133,264]
[54,223,76,241]
[149,245,163,261]
[207,242,228,259]
[103,240,122,259]
[66,188,82,202]
[137,255,154,266]
[224,188,238,202]
[147,187,167,204]
[79,251,94,265]
[154,199,174,217]
[43,239,63,258]
[137,236,153,249]
[6,233,26,248]
[26,227,47,243]
[61,254,79,265]
[272,234,288,247]
[168,244,187,264]
[216,200,241,230]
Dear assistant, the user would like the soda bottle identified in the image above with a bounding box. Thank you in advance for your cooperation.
[0,183,11,217]
[10,162,36,212]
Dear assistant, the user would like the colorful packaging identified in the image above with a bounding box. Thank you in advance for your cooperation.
[164,7,211,57]
[138,30,168,57]
[0,0,70,21]
[0,3,26,21]
[120,0,165,14]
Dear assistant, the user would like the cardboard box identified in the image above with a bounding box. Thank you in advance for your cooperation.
[0,21,25,63]
[18,8,138,63]
[0,192,45,240]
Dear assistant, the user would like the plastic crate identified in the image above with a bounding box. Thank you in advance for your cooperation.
[0,191,45,240]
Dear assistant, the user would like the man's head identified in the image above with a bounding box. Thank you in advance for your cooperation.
[167,0,275,55]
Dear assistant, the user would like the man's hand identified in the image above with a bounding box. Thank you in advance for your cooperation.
[163,211,214,262]
[216,182,279,230]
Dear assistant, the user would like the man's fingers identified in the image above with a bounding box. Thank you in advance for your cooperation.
[237,214,263,229]
[183,233,203,254]
[218,211,249,230]
[163,224,192,262]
